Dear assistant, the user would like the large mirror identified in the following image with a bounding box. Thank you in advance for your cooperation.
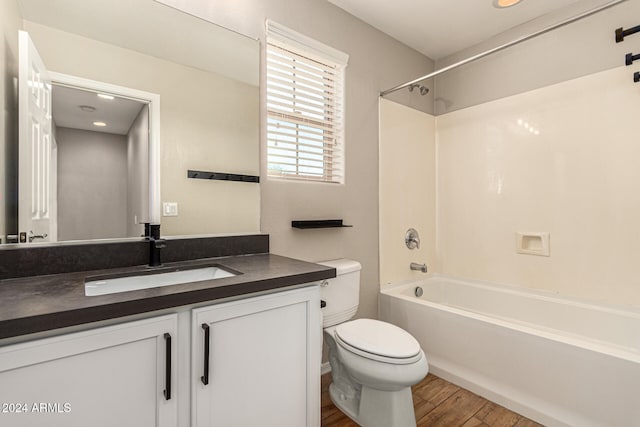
[2,0,260,245]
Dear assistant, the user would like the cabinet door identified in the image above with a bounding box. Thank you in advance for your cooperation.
[0,314,177,427]
[192,285,321,427]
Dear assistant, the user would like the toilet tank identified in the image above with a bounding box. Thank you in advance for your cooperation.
[318,259,361,328]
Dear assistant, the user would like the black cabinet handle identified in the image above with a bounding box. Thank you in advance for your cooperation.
[201,324,210,385]
[163,333,172,400]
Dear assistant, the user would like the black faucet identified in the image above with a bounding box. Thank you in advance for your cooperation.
[148,224,166,267]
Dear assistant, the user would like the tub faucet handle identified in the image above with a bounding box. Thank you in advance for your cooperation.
[405,228,420,249]
[410,262,428,273]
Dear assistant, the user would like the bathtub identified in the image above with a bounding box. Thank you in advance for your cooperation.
[379,275,640,427]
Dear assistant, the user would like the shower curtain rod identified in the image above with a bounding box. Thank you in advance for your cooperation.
[380,0,628,97]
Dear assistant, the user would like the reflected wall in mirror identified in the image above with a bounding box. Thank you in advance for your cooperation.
[3,0,260,245]
[52,82,151,241]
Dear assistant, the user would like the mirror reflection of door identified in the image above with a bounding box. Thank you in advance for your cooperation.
[52,84,149,241]
[18,31,151,243]
[18,30,53,244]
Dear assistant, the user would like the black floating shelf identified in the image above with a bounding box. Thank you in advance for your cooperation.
[188,170,259,183]
[292,219,353,229]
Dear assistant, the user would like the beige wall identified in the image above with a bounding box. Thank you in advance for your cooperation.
[379,99,437,287]
[0,0,22,242]
[436,65,640,308]
[23,20,260,237]
[169,0,435,320]
[259,2,433,320]
[434,0,640,115]
[57,127,128,240]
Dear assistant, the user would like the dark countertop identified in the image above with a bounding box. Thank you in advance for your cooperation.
[0,254,335,340]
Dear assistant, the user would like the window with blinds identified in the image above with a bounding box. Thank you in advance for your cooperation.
[266,21,348,184]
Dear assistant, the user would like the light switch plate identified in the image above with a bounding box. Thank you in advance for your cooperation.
[163,202,179,217]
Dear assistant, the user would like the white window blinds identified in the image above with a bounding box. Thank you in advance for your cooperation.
[266,21,349,184]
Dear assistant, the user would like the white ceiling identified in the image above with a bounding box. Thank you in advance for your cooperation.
[327,0,590,59]
[52,85,146,135]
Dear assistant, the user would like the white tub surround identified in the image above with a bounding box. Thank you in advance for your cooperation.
[379,275,640,427]
[379,98,437,284]
[436,65,640,308]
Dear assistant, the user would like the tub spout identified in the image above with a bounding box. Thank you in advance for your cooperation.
[410,262,428,273]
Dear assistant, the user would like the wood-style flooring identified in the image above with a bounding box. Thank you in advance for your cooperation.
[321,373,544,427]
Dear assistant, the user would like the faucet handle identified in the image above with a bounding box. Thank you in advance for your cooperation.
[405,228,420,249]
[28,231,48,243]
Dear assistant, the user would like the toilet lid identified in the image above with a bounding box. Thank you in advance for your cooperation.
[334,319,421,360]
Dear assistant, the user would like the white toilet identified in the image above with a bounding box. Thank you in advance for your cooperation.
[319,259,428,427]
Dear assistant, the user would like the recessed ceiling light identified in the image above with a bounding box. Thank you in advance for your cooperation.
[97,93,115,100]
[79,105,96,112]
[93,121,107,127]
[493,0,523,8]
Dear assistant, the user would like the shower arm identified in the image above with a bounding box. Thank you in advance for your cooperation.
[380,0,628,97]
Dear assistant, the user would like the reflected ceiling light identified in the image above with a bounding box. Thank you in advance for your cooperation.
[97,93,115,100]
[79,105,96,112]
[93,121,107,127]
[493,0,523,8]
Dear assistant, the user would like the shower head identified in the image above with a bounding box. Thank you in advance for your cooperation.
[408,84,429,96]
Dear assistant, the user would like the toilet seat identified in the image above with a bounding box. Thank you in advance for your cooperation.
[334,319,423,365]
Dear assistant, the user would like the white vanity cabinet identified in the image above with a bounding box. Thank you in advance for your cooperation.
[0,284,321,427]
[191,285,321,427]
[0,314,178,427]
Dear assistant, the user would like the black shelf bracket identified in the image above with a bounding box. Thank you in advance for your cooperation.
[292,219,353,229]
[616,25,640,43]
[634,72,640,83]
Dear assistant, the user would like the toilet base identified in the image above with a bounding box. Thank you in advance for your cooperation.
[329,381,418,427]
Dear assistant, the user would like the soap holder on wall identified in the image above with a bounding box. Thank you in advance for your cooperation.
[516,232,550,257]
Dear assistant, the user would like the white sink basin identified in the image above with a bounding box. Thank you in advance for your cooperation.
[85,266,236,296]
